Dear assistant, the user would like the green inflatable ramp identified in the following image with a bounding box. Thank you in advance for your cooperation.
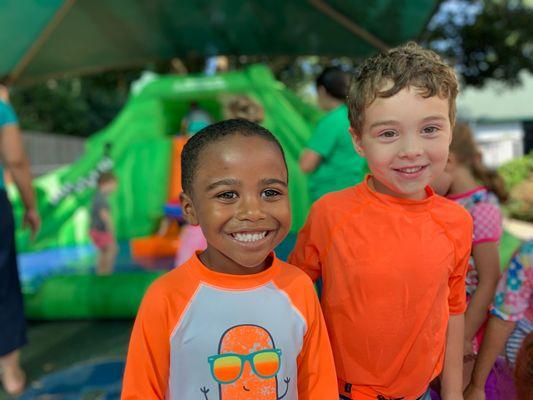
[24,272,163,319]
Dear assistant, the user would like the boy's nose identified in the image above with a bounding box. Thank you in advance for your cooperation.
[236,196,266,221]
[399,135,423,159]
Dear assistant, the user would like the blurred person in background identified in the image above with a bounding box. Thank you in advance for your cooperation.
[224,94,264,123]
[299,66,367,203]
[0,85,40,396]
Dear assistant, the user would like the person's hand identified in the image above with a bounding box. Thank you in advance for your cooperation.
[464,383,486,400]
[464,338,475,362]
[0,85,10,102]
[23,208,40,240]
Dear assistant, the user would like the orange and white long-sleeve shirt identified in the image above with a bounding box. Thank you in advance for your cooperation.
[121,253,338,400]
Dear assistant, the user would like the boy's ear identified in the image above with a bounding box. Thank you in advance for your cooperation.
[180,192,199,226]
[445,152,457,170]
[349,126,365,157]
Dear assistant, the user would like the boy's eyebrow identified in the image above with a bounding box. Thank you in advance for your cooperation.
[205,178,240,191]
[368,119,398,130]
[421,115,448,122]
[369,115,448,130]
[260,178,288,187]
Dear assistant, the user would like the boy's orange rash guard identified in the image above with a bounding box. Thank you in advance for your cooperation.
[121,253,338,400]
[289,178,473,400]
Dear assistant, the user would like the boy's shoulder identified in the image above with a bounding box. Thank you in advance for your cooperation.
[432,194,472,222]
[272,259,320,312]
[307,184,367,226]
[143,261,199,304]
[431,194,473,240]
[313,185,363,212]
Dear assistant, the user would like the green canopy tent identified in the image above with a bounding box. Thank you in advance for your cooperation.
[0,0,440,85]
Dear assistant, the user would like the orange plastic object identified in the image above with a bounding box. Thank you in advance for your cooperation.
[130,235,180,258]
[167,136,188,201]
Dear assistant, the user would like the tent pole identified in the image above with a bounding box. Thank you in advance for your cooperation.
[308,0,390,52]
[7,0,77,85]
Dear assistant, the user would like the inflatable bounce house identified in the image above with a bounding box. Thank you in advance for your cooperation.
[8,65,324,319]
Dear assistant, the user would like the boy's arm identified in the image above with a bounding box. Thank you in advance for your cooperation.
[296,284,338,400]
[442,212,473,399]
[121,286,170,399]
[441,314,465,400]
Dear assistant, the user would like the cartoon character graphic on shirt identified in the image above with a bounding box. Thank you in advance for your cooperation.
[201,324,290,399]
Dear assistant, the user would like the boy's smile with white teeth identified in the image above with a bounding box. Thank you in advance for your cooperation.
[231,231,269,242]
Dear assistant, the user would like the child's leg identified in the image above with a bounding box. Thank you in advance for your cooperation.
[0,349,26,395]
[97,243,118,275]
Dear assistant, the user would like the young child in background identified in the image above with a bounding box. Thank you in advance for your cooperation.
[432,122,507,389]
[290,42,472,400]
[299,67,367,203]
[90,172,118,275]
[182,101,213,136]
[224,95,265,123]
[464,241,532,400]
[122,119,338,399]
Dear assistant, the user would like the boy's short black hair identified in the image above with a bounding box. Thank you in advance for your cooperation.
[316,66,349,100]
[181,119,287,195]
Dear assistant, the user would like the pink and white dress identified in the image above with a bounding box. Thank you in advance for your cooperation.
[448,186,503,297]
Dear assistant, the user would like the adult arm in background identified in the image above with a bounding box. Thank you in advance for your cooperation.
[299,149,322,173]
[0,88,40,237]
[463,316,516,400]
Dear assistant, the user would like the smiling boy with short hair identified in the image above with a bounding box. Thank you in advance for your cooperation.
[122,119,338,400]
[290,43,473,400]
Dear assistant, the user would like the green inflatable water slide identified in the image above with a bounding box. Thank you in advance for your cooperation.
[9,65,322,253]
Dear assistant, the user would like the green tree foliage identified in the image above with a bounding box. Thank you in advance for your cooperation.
[10,69,142,137]
[423,0,533,87]
[499,152,533,221]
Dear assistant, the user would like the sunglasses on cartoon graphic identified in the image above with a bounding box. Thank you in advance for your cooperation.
[208,349,282,384]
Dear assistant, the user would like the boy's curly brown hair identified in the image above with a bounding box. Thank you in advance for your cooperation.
[348,42,459,134]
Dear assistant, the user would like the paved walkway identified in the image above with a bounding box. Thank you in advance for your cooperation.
[0,320,132,399]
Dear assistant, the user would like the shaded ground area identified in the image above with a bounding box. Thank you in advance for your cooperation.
[0,319,132,399]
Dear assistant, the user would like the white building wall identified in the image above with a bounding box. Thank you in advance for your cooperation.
[471,122,524,169]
